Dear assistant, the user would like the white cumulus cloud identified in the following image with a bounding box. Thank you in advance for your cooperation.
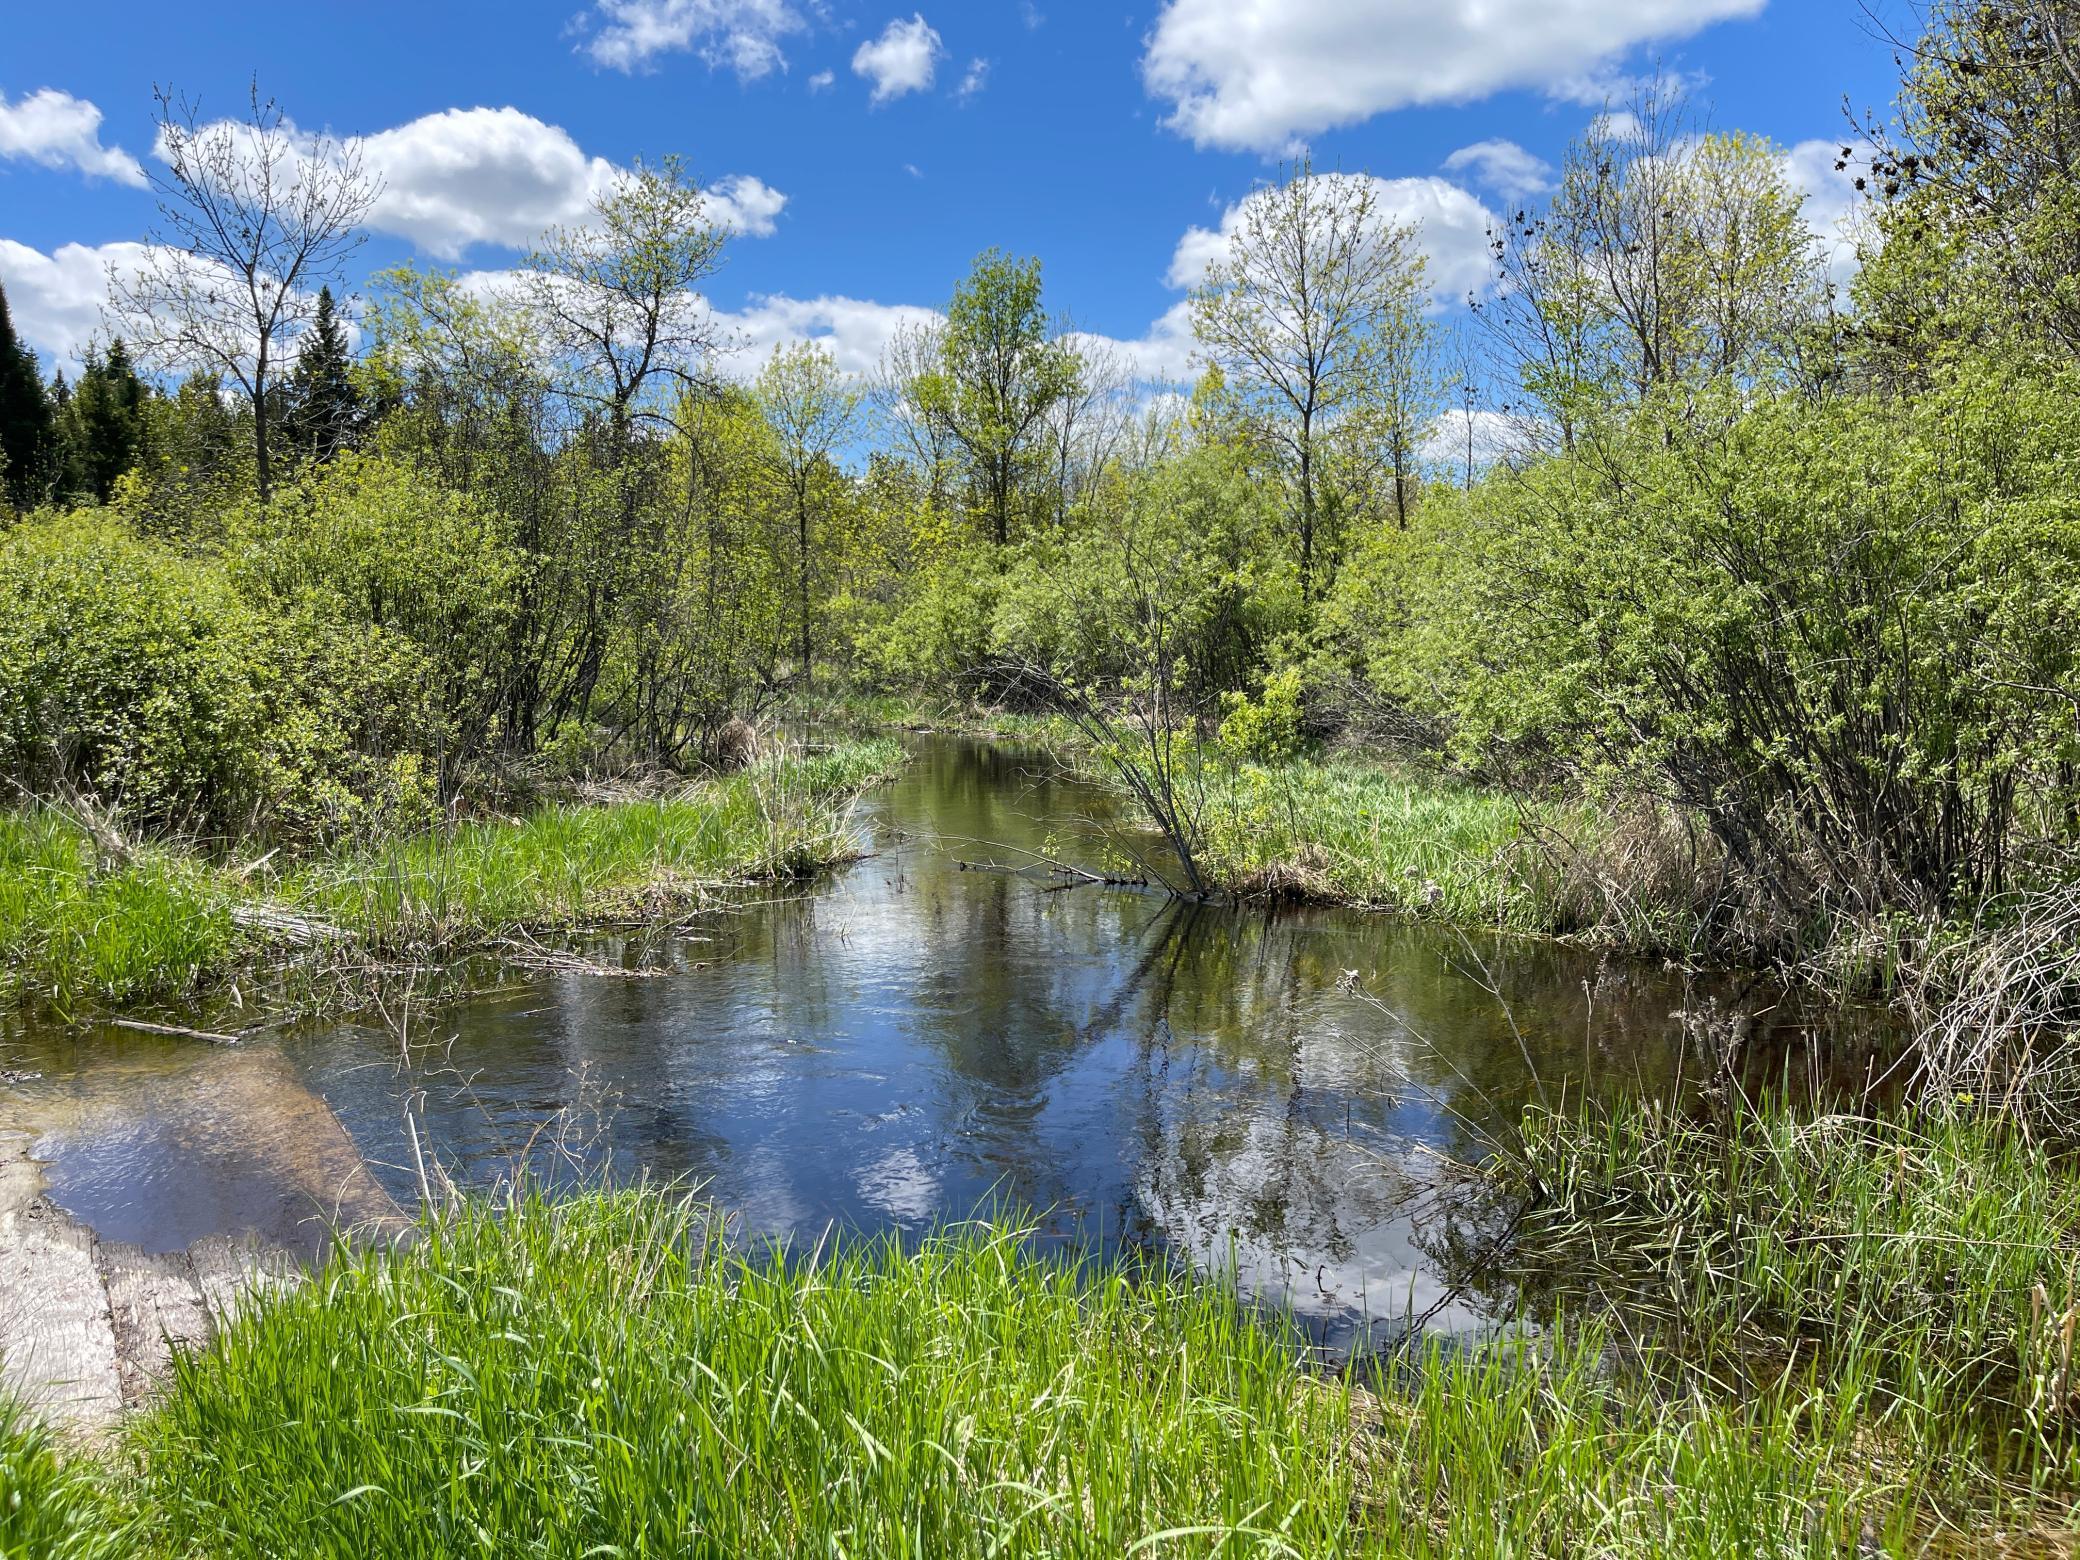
[1071,300,1198,383]
[581,0,806,76]
[957,58,991,103]
[853,14,945,105]
[1165,174,1500,308]
[713,292,945,377]
[350,107,785,259]
[1421,407,1538,471]
[0,238,151,374]
[703,173,789,237]
[363,108,617,258]
[1441,139,1552,200]
[0,89,145,186]
[1141,0,1765,153]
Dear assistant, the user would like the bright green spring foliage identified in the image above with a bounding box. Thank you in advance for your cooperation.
[130,1199,1363,1558]
[1338,361,2080,940]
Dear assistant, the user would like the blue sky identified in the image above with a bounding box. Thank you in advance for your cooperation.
[0,1,1908,382]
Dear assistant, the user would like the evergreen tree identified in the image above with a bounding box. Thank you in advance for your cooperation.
[284,285,362,466]
[55,339,152,503]
[0,279,55,510]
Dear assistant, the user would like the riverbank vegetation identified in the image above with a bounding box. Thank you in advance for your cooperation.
[1,1144,2072,1555]
[7,14,2075,1013]
[0,740,896,1016]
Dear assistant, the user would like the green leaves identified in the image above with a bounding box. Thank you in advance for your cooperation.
[1346,357,2080,933]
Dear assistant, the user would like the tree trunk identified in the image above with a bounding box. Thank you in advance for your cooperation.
[1297,433,1315,606]
[798,490,813,693]
[253,358,273,501]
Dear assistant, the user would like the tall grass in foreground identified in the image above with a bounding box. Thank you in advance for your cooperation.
[134,1198,1363,1557]
[0,810,233,1012]
[289,739,902,951]
[99,1194,1930,1557]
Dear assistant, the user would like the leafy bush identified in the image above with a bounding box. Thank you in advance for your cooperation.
[0,509,269,829]
[227,453,521,780]
[1217,665,1307,762]
[1352,365,2080,932]
[0,509,448,842]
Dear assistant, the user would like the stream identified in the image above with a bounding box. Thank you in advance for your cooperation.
[0,736,1897,1349]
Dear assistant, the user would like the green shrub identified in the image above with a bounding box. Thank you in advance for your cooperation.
[1350,364,2080,930]
[227,453,522,777]
[0,509,269,830]
[0,509,455,843]
[1218,665,1307,763]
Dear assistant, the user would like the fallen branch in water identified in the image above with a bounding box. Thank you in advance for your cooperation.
[490,941,681,979]
[108,1018,245,1046]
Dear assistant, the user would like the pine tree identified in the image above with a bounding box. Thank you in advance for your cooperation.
[55,339,152,503]
[0,280,55,509]
[284,285,362,466]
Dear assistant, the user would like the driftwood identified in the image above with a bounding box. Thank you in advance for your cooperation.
[107,1019,245,1046]
[228,903,354,946]
[953,858,1148,890]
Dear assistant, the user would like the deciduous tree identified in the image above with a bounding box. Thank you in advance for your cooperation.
[1188,158,1433,599]
[109,82,380,501]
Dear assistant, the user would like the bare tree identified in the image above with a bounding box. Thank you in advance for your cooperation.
[1477,75,1827,439]
[1189,156,1433,601]
[521,158,734,724]
[870,317,958,511]
[1043,325,1139,524]
[110,82,380,500]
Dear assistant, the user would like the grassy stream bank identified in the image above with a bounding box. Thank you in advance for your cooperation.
[798,689,1684,944]
[0,738,902,1018]
[5,1106,2077,1556]
[7,715,2078,1552]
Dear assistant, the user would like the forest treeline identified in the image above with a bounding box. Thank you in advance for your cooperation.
[1,0,2077,978]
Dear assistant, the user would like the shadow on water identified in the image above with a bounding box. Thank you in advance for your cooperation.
[0,735,1900,1349]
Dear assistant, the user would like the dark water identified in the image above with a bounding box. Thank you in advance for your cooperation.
[0,737,1895,1345]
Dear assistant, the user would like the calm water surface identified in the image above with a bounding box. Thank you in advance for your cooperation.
[0,737,1892,1345]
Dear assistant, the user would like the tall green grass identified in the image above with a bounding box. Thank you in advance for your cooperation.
[108,1195,1924,1558]
[1,1181,2039,1554]
[0,810,235,1012]
[1195,757,1555,924]
[1496,1097,2080,1528]
[132,1198,1365,1557]
[291,740,902,951]
[0,739,903,1016]
[0,1396,127,1560]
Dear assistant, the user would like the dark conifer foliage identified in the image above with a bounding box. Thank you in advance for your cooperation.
[0,281,56,510]
[55,340,151,504]
[283,286,364,467]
